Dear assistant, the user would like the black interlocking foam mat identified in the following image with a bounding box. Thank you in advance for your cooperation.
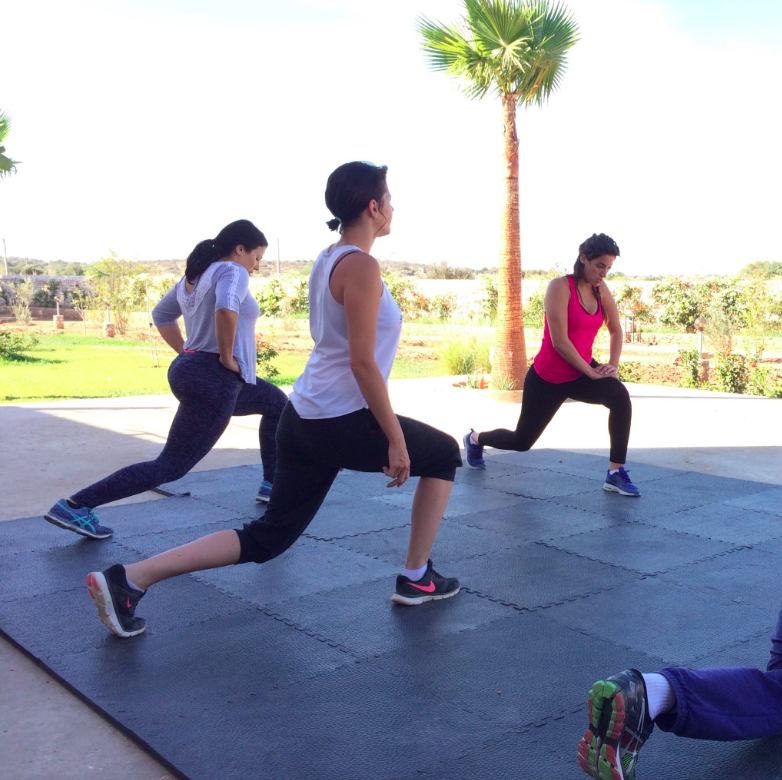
[3,450,782,780]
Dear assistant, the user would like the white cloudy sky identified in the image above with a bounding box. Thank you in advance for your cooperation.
[1,0,781,276]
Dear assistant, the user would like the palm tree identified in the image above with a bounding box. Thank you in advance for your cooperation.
[419,0,579,389]
[0,109,20,178]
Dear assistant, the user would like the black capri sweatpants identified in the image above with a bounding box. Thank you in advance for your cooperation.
[479,362,632,464]
[236,401,462,564]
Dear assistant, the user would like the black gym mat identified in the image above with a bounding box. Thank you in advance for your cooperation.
[2,450,782,780]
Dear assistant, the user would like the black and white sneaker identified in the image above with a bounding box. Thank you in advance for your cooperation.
[391,560,460,606]
[86,564,146,638]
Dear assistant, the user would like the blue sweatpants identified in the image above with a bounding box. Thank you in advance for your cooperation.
[655,603,782,740]
[72,352,287,508]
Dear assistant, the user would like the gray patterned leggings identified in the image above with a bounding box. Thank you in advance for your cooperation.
[72,352,287,508]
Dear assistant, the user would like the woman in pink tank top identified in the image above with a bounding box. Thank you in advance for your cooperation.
[464,233,641,497]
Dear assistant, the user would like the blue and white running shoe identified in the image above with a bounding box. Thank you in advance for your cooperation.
[463,429,486,469]
[44,500,114,539]
[603,468,641,497]
[255,481,273,503]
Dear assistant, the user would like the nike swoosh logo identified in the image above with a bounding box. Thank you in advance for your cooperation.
[408,581,435,593]
[126,598,132,609]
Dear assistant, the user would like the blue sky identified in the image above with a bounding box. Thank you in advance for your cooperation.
[2,0,781,276]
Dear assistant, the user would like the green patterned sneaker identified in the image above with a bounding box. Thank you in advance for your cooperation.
[577,668,654,780]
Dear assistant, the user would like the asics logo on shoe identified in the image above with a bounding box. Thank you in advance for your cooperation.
[408,581,436,593]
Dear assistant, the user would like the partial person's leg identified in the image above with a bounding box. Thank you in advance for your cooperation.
[231,379,288,499]
[72,354,240,508]
[48,354,241,540]
[87,403,338,637]
[475,365,567,451]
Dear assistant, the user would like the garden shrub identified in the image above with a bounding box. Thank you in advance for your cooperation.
[0,329,38,360]
[440,336,490,375]
[678,349,702,389]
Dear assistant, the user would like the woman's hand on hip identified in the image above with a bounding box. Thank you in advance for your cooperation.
[220,355,241,374]
[383,441,411,488]
[591,363,618,379]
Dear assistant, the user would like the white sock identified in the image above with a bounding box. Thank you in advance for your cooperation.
[641,672,676,720]
[470,431,480,446]
[122,567,145,593]
[402,564,428,581]
[609,468,621,475]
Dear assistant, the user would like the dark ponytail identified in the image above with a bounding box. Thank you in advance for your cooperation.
[571,232,620,308]
[324,161,388,232]
[185,219,268,283]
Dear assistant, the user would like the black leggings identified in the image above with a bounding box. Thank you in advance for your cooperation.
[73,352,288,508]
[235,402,462,564]
[478,363,632,464]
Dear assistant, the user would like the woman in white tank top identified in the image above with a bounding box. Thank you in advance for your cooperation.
[85,162,463,638]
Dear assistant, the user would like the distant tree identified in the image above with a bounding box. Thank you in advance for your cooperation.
[0,109,20,178]
[419,0,579,389]
[87,252,147,334]
[739,261,782,279]
[427,262,475,280]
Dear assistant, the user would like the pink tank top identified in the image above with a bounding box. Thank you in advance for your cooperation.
[533,276,603,383]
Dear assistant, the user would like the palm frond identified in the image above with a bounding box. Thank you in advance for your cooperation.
[418,0,579,105]
[0,110,20,177]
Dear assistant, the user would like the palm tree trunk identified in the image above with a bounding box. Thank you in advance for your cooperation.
[491,93,527,390]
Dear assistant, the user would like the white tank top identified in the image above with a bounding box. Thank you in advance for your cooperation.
[290,244,403,419]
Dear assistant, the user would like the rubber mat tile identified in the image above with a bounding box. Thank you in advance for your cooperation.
[724,487,782,518]
[425,708,782,780]
[54,609,357,718]
[158,464,258,494]
[0,537,138,602]
[483,469,605,499]
[486,448,608,474]
[648,502,782,544]
[486,450,685,484]
[99,495,245,538]
[0,573,255,658]
[658,547,781,612]
[542,577,772,666]
[87,655,494,780]
[544,524,737,575]
[643,732,782,780]
[0,514,103,557]
[457,500,617,542]
[753,536,782,557]
[549,479,730,521]
[331,520,525,567]
[374,610,667,728]
[192,536,399,607]
[265,582,509,659]
[453,543,639,609]
[421,711,588,780]
[370,481,531,515]
[691,625,778,668]
[302,499,412,540]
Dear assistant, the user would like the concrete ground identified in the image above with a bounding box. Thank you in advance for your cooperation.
[1,378,780,779]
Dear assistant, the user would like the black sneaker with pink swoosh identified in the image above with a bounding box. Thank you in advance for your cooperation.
[391,560,460,606]
[87,564,147,638]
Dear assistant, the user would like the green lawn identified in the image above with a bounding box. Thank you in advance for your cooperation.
[0,334,446,403]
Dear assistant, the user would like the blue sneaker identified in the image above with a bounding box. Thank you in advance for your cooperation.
[44,499,114,539]
[463,429,485,469]
[255,480,273,503]
[603,468,641,497]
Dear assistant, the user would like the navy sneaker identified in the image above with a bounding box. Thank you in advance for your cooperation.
[463,429,485,469]
[86,564,146,638]
[577,668,654,780]
[45,499,114,539]
[255,480,272,503]
[391,560,460,606]
[603,468,640,497]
